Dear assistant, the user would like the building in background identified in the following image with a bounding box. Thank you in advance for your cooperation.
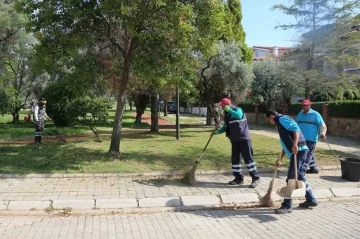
[252,46,293,61]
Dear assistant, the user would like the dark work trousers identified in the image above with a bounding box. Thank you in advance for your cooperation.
[34,119,44,143]
[282,149,317,209]
[304,140,318,170]
[231,140,260,180]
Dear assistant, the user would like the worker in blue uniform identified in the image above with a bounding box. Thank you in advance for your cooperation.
[295,99,327,174]
[214,98,261,188]
[265,110,317,214]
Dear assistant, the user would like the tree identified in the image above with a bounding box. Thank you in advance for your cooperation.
[19,0,226,154]
[251,58,302,110]
[225,0,253,63]
[67,97,112,142]
[272,0,360,99]
[318,14,360,100]
[0,2,50,123]
[0,1,24,48]
[199,41,253,125]
[0,85,16,116]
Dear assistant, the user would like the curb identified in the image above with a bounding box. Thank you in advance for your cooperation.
[0,165,340,179]
[1,187,359,212]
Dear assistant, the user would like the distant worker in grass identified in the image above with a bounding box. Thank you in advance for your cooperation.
[213,98,261,188]
[295,99,327,174]
[33,97,51,144]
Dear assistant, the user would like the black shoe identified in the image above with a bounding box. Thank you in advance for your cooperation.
[275,206,292,214]
[228,178,244,185]
[299,201,318,208]
[306,168,319,174]
[249,178,261,188]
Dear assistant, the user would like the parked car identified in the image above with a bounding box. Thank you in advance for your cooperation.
[167,101,177,114]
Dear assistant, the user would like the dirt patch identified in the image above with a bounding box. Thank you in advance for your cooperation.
[0,134,89,145]
[135,113,175,126]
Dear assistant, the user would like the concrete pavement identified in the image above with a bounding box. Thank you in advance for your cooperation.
[163,114,360,157]
[0,168,359,213]
[0,201,359,239]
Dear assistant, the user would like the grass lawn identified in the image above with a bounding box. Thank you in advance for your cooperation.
[0,125,342,174]
[160,115,202,123]
[144,110,204,124]
[0,109,148,141]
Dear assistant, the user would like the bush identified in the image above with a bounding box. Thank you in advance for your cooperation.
[328,100,360,118]
[287,102,324,115]
[67,97,112,141]
[237,103,270,114]
[258,104,269,113]
[237,103,255,113]
[42,80,79,126]
[287,101,360,118]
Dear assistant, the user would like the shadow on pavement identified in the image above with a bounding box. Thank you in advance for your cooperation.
[319,175,345,182]
[190,208,279,223]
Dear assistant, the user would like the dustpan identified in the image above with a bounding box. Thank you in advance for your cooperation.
[277,153,306,199]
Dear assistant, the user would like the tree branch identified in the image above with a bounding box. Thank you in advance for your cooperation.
[0,29,19,43]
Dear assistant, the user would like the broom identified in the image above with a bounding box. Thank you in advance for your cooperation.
[183,113,224,186]
[259,152,282,207]
[183,131,215,186]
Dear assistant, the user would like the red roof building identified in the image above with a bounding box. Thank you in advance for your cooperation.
[252,46,293,61]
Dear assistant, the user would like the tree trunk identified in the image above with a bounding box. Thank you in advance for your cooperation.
[108,57,131,155]
[206,105,212,126]
[12,111,20,124]
[129,100,133,111]
[150,93,159,133]
[164,101,168,116]
[11,105,24,124]
[135,112,142,124]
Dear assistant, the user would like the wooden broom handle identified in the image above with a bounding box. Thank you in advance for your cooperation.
[294,153,298,189]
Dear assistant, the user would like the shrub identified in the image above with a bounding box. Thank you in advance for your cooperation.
[237,103,256,113]
[42,80,79,126]
[287,102,324,115]
[328,100,360,118]
[67,97,112,141]
[287,101,360,118]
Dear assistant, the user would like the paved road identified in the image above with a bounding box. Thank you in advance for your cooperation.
[0,201,359,239]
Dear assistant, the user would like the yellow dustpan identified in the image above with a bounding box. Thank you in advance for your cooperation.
[277,153,306,199]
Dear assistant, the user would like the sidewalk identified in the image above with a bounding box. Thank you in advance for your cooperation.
[249,124,360,157]
[0,168,359,213]
[160,114,360,157]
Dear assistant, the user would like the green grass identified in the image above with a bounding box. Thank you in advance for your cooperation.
[160,115,203,123]
[0,109,148,141]
[0,127,342,174]
[144,110,204,124]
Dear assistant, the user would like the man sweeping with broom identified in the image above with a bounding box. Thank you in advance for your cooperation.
[213,98,261,188]
[265,110,317,214]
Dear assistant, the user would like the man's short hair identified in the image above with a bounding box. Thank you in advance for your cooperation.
[265,110,278,117]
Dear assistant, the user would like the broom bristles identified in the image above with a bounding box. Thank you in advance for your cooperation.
[259,179,275,207]
[183,161,198,186]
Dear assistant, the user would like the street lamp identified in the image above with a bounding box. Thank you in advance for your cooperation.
[176,82,180,140]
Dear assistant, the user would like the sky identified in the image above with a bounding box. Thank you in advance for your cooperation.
[242,0,300,48]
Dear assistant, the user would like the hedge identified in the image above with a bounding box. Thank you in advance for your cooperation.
[287,102,323,116]
[287,101,360,118]
[238,101,360,118]
[328,100,360,118]
[237,104,273,114]
[237,103,256,113]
